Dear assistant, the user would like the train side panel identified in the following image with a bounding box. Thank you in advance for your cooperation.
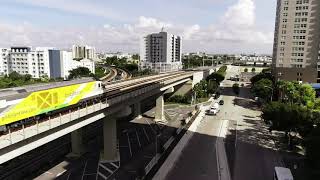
[0,81,98,126]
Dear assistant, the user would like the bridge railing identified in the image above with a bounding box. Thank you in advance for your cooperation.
[0,99,108,150]
[0,73,192,150]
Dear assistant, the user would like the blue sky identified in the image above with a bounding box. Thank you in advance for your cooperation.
[0,0,277,54]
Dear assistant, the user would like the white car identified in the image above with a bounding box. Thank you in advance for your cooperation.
[207,103,220,115]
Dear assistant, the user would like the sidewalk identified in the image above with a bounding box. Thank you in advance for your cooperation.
[231,86,284,180]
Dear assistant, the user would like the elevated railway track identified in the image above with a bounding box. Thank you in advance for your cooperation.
[0,71,193,151]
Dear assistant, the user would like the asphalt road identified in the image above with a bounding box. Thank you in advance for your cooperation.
[224,65,284,180]
[163,66,240,180]
[232,85,283,180]
[159,65,283,180]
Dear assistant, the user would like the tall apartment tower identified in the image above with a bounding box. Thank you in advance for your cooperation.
[140,31,182,73]
[72,45,96,60]
[272,0,320,83]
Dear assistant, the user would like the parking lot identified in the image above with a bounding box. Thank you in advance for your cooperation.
[32,103,196,180]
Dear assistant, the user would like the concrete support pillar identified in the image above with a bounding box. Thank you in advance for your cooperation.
[101,117,118,162]
[133,102,142,118]
[70,128,84,156]
[155,94,165,122]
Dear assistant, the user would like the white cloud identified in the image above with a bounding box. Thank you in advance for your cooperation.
[136,16,172,29]
[13,0,129,21]
[183,24,200,40]
[0,0,274,54]
[223,0,255,28]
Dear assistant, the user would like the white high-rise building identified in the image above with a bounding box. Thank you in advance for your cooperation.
[272,0,320,82]
[0,47,95,79]
[140,31,182,73]
[0,47,60,78]
[72,45,96,60]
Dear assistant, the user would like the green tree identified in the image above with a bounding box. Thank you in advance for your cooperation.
[251,78,273,101]
[8,71,22,81]
[40,74,50,82]
[244,68,248,73]
[132,54,139,60]
[277,81,316,106]
[250,71,274,85]
[167,95,190,104]
[207,80,219,95]
[214,65,228,77]
[206,73,225,84]
[68,67,93,79]
[251,67,256,73]
[193,80,208,98]
[94,66,106,79]
[262,68,271,73]
[124,63,138,72]
[262,102,313,147]
[232,83,240,95]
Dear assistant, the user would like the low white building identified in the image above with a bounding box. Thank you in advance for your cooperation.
[0,47,59,78]
[0,47,95,79]
[60,51,95,79]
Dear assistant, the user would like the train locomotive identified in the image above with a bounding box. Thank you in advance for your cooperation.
[0,78,106,132]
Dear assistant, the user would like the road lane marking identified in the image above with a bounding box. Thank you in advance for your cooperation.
[135,130,141,147]
[126,132,133,157]
[56,170,67,177]
[67,172,71,180]
[81,161,88,180]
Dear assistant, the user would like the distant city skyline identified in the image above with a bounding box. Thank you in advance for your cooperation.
[0,0,276,54]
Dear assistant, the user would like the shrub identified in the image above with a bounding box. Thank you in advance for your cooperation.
[167,95,190,104]
[232,83,240,95]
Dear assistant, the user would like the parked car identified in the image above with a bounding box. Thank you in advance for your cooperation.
[219,100,224,105]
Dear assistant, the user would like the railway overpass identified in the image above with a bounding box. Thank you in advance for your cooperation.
[0,70,209,170]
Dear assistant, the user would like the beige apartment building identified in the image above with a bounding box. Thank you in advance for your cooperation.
[272,0,320,83]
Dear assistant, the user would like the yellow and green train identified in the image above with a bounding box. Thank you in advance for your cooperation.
[0,78,106,131]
